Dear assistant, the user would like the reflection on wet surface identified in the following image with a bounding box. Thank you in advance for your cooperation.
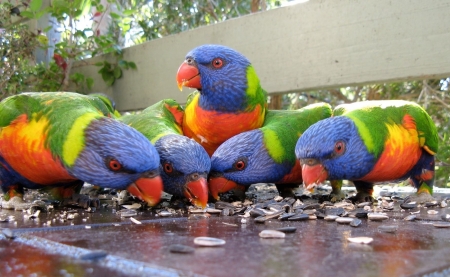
[1,193,450,276]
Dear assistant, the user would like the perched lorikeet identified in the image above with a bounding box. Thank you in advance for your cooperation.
[119,99,210,208]
[0,92,163,209]
[209,103,333,199]
[295,100,438,203]
[176,44,268,156]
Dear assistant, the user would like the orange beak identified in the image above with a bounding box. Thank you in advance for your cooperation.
[127,176,163,206]
[184,177,209,208]
[301,163,328,191]
[208,176,238,200]
[176,62,201,91]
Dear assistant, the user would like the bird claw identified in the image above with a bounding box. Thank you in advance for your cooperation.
[329,191,347,203]
[348,192,374,204]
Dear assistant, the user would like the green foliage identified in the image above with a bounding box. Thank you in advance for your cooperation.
[0,0,137,97]
[118,0,282,44]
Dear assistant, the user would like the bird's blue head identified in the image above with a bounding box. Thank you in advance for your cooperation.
[295,116,375,187]
[177,44,259,112]
[209,130,291,199]
[154,134,210,208]
[70,117,163,205]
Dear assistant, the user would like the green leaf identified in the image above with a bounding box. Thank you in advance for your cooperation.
[113,67,122,79]
[43,26,53,33]
[20,11,35,19]
[123,9,135,16]
[110,12,121,20]
[86,77,94,89]
[128,61,137,70]
[95,61,105,66]
[30,0,43,12]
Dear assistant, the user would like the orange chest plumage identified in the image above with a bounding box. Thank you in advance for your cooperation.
[359,118,423,182]
[183,101,265,156]
[0,114,77,185]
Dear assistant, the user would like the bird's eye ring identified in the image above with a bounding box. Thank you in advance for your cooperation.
[108,159,122,171]
[234,160,246,171]
[163,162,173,174]
[212,58,224,68]
[334,141,345,155]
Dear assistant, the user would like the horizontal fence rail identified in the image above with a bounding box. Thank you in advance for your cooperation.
[73,0,450,112]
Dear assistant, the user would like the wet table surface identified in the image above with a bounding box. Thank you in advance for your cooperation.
[1,189,450,277]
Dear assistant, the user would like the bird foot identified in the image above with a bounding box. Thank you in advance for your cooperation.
[403,192,436,204]
[1,196,33,210]
[348,192,374,204]
[329,191,347,203]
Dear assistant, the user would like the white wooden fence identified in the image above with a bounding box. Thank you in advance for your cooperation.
[74,0,450,112]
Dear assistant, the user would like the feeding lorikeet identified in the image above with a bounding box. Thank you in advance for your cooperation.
[295,100,438,203]
[119,99,210,208]
[209,102,333,200]
[0,92,163,209]
[176,44,268,156]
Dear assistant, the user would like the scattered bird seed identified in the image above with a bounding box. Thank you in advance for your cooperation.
[367,213,389,221]
[85,226,91,229]
[222,222,238,227]
[2,228,15,239]
[206,208,221,214]
[350,218,362,227]
[194,237,226,246]
[119,209,137,218]
[400,202,417,209]
[347,237,373,244]
[279,213,297,221]
[336,217,354,224]
[404,215,416,221]
[188,208,206,214]
[80,250,108,261]
[287,213,309,221]
[324,215,339,221]
[357,202,372,208]
[122,203,141,209]
[441,214,450,222]
[259,230,286,239]
[276,227,297,233]
[169,244,195,254]
[130,217,142,224]
[427,210,439,215]
[378,225,398,233]
[158,210,173,217]
[425,201,438,207]
[433,222,450,228]
[441,201,448,208]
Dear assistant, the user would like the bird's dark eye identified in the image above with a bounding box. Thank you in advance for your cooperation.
[163,162,173,174]
[108,159,122,171]
[212,58,224,68]
[234,160,246,171]
[334,141,345,155]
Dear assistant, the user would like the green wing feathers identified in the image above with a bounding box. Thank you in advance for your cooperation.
[262,102,332,163]
[335,100,438,157]
[120,99,184,144]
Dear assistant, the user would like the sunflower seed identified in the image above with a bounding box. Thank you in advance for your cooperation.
[194,237,226,246]
[259,230,286,239]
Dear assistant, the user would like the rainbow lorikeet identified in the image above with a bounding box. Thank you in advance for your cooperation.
[119,99,210,208]
[209,103,332,199]
[176,44,267,156]
[0,92,163,209]
[295,100,438,203]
